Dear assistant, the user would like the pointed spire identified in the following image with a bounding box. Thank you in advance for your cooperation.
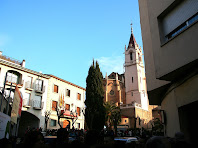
[116,73,118,81]
[128,22,136,49]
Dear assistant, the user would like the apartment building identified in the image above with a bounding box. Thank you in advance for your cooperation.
[139,0,198,144]
[0,52,50,137]
[46,75,85,130]
[0,51,86,137]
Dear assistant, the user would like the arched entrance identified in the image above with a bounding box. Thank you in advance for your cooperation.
[18,111,40,137]
[63,120,70,129]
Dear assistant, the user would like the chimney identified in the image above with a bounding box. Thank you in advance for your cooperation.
[0,51,2,56]
[21,60,25,67]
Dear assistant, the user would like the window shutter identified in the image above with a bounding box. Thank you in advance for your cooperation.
[162,0,198,35]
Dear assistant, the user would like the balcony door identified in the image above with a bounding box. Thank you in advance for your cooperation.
[7,72,18,84]
[34,95,42,108]
[35,79,43,91]
[26,77,32,88]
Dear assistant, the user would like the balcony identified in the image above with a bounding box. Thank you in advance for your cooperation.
[120,102,142,109]
[25,81,33,91]
[35,84,45,93]
[6,73,23,88]
[32,100,44,110]
[23,98,31,108]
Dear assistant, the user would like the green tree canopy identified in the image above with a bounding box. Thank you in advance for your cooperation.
[85,60,105,131]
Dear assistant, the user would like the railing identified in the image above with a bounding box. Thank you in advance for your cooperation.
[0,55,21,65]
[6,75,18,84]
[6,76,24,87]
[120,102,142,109]
[35,84,45,93]
[32,100,44,109]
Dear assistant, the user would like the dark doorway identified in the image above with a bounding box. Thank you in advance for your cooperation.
[18,111,40,137]
[178,100,198,145]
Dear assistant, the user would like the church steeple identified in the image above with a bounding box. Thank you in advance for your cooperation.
[128,23,136,49]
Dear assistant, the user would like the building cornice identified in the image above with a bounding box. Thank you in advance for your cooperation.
[47,74,86,91]
[0,59,50,79]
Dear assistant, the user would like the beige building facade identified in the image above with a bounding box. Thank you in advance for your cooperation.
[139,0,198,144]
[46,75,86,130]
[0,52,50,137]
[0,52,86,137]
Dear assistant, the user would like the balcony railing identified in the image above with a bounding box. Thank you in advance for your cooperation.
[0,55,21,65]
[120,102,142,109]
[35,84,45,93]
[6,76,24,87]
[7,75,18,84]
[32,100,44,110]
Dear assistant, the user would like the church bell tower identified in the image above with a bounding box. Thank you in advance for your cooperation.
[124,25,148,110]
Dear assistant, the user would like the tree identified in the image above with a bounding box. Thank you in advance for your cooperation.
[85,60,105,131]
[44,111,51,131]
[104,102,121,135]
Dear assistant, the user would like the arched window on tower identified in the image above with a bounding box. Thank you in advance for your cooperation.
[130,52,133,60]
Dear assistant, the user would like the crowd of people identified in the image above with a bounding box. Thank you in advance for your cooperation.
[0,127,194,148]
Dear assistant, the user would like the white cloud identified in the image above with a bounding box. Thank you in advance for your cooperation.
[95,55,125,76]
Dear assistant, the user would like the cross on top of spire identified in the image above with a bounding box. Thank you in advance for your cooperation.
[130,22,133,34]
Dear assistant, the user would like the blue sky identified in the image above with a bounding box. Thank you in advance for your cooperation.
[0,0,143,88]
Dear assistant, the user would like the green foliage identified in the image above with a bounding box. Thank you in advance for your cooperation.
[104,102,121,131]
[152,118,164,135]
[85,60,105,131]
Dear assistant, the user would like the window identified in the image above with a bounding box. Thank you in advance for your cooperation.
[54,85,58,93]
[33,95,42,108]
[65,104,70,110]
[7,72,18,84]
[77,107,80,116]
[110,90,114,95]
[166,13,198,39]
[132,77,133,83]
[24,93,31,106]
[50,119,57,127]
[66,89,70,97]
[158,0,198,43]
[35,79,43,91]
[52,101,57,111]
[77,93,81,100]
[131,92,133,96]
[130,52,133,60]
[26,76,33,88]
